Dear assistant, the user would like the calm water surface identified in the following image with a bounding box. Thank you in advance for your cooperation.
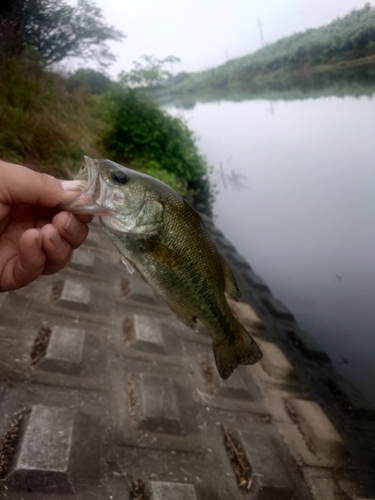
[167,96,375,405]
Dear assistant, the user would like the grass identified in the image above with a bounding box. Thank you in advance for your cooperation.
[0,58,104,177]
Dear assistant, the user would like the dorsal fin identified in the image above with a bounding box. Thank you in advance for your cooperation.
[220,256,241,301]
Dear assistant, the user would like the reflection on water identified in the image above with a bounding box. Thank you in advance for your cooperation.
[166,92,375,406]
[218,162,249,191]
[156,63,375,109]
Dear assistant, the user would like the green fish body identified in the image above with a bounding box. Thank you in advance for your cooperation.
[65,157,262,379]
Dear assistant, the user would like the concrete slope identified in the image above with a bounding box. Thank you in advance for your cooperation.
[0,218,374,499]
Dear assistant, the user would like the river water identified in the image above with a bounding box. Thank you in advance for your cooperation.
[166,94,375,406]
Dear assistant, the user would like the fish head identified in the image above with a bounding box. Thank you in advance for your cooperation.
[64,156,152,233]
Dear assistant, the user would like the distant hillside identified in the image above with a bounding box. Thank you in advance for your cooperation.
[155,4,375,98]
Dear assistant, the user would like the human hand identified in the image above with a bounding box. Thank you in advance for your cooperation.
[0,160,89,292]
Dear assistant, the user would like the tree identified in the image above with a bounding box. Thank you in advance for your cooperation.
[0,0,24,61]
[66,68,112,94]
[0,0,125,66]
[118,55,180,88]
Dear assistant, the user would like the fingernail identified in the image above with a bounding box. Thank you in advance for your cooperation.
[61,180,86,191]
[63,213,72,230]
[62,213,79,237]
[35,229,42,241]
[49,226,64,250]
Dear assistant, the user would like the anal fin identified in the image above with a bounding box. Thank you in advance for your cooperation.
[213,322,262,379]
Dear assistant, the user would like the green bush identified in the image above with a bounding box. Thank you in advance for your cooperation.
[99,89,213,214]
[129,158,186,195]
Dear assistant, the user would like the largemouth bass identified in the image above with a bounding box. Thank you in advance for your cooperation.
[65,156,262,379]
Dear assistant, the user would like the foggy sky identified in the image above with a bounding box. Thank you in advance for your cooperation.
[72,0,370,78]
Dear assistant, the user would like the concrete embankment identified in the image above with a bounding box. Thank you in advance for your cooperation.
[0,217,374,499]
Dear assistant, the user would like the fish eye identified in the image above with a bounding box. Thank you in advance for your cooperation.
[111,171,129,185]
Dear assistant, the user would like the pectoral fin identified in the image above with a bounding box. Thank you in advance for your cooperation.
[220,256,241,301]
[147,240,179,268]
[121,255,135,274]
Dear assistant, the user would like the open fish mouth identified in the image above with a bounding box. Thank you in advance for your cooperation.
[62,157,111,216]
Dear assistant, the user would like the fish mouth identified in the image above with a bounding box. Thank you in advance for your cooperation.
[62,156,111,216]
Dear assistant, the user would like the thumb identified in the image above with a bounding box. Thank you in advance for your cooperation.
[0,160,81,207]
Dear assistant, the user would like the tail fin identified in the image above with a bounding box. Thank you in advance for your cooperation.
[213,324,262,380]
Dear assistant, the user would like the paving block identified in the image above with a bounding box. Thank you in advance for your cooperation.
[133,314,164,353]
[298,330,330,361]
[38,326,85,374]
[217,236,236,250]
[149,481,197,500]
[0,292,8,308]
[229,252,251,269]
[284,328,330,362]
[262,296,295,321]
[139,374,182,434]
[258,340,293,379]
[303,467,358,500]
[307,475,336,500]
[6,405,75,493]
[227,298,264,331]
[200,214,224,237]
[55,279,91,311]
[70,248,95,272]
[239,428,294,500]
[129,276,155,304]
[330,375,375,414]
[84,229,100,246]
[286,398,343,458]
[242,270,270,293]
[218,369,250,399]
[209,226,225,238]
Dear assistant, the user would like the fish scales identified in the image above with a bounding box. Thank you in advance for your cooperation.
[113,191,229,335]
[64,156,262,379]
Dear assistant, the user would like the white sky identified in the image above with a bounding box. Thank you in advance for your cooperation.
[82,0,370,79]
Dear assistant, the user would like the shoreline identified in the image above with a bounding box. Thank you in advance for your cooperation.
[151,57,375,106]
